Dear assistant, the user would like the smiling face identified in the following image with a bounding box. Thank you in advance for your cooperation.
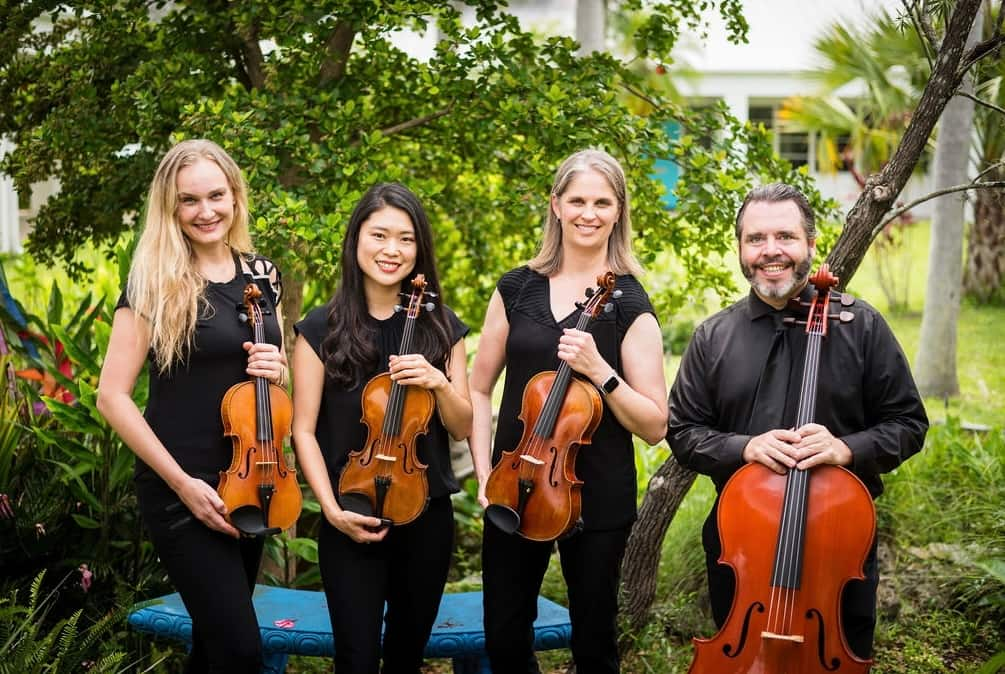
[738,199,815,308]
[175,158,235,252]
[551,168,620,253]
[356,205,418,298]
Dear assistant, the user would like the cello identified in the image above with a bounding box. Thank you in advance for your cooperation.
[218,283,303,536]
[689,264,875,674]
[338,274,435,526]
[484,272,620,541]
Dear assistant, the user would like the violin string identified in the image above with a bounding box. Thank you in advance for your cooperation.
[253,305,276,490]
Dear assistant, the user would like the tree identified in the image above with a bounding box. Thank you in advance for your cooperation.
[620,0,1005,631]
[916,11,983,397]
[1,0,794,347]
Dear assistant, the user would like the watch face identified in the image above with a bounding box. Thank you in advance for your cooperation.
[603,375,620,394]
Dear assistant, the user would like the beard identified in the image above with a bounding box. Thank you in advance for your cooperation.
[741,251,814,303]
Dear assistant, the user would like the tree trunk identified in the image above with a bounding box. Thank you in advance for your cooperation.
[576,0,607,56]
[915,12,982,397]
[964,177,1005,301]
[619,456,696,632]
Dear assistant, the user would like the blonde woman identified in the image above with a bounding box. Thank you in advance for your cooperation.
[470,149,668,673]
[97,139,286,672]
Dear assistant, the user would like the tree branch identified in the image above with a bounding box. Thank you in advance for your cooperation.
[348,106,454,147]
[903,0,936,67]
[957,31,1005,75]
[876,180,1005,232]
[971,158,1005,183]
[956,89,1005,116]
[239,23,266,89]
[318,21,355,88]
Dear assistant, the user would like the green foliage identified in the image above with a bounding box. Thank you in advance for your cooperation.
[0,1,831,329]
[0,570,127,674]
[779,8,931,174]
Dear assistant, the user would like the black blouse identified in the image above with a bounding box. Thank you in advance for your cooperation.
[492,266,656,531]
[117,254,283,485]
[295,302,469,499]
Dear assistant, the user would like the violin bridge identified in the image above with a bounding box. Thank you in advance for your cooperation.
[760,631,805,644]
[255,461,278,466]
[376,454,397,462]
[519,455,545,466]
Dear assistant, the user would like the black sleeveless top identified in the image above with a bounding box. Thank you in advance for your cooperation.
[295,302,469,499]
[493,266,656,530]
[117,254,283,485]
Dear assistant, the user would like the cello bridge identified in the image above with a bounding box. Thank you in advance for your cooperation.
[761,631,805,644]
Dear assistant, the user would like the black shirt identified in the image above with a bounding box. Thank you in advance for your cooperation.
[667,287,928,497]
[117,254,283,485]
[493,266,656,530]
[295,302,469,499]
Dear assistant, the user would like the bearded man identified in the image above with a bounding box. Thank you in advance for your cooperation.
[667,182,928,659]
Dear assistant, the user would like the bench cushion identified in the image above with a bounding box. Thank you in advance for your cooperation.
[128,585,572,660]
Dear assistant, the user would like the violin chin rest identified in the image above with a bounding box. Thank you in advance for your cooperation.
[230,505,281,537]
[485,504,521,535]
[339,492,376,518]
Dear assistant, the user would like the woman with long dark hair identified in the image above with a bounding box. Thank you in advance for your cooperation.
[292,182,472,673]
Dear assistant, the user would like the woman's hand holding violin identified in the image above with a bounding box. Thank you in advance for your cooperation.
[329,509,390,544]
[176,475,240,538]
[558,328,608,383]
[388,354,448,391]
[243,342,287,385]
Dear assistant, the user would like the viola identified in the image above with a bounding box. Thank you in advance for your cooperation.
[688,264,874,673]
[218,283,302,536]
[484,272,620,542]
[338,274,436,526]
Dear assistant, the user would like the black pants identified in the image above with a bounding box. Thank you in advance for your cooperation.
[702,504,880,660]
[138,478,265,674]
[318,494,455,674]
[482,521,631,674]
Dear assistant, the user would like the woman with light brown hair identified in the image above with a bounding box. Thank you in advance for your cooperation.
[470,149,668,673]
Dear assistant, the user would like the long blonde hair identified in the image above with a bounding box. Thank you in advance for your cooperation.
[527,149,643,277]
[127,139,253,373]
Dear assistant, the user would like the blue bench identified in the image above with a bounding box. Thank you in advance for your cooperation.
[128,585,572,673]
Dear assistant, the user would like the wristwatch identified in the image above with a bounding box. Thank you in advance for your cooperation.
[600,373,620,396]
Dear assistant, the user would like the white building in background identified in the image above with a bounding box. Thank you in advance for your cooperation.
[0,0,931,253]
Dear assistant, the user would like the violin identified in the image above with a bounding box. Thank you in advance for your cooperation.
[218,283,302,536]
[338,275,436,526]
[688,264,875,673]
[484,272,620,542]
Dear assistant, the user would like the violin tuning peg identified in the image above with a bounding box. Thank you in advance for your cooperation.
[838,310,855,323]
[612,289,623,299]
[840,293,856,307]
[238,313,249,324]
[584,287,595,298]
[603,303,614,313]
[574,301,584,310]
[393,305,403,313]
[425,291,439,299]
[423,302,435,312]
[782,316,800,326]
